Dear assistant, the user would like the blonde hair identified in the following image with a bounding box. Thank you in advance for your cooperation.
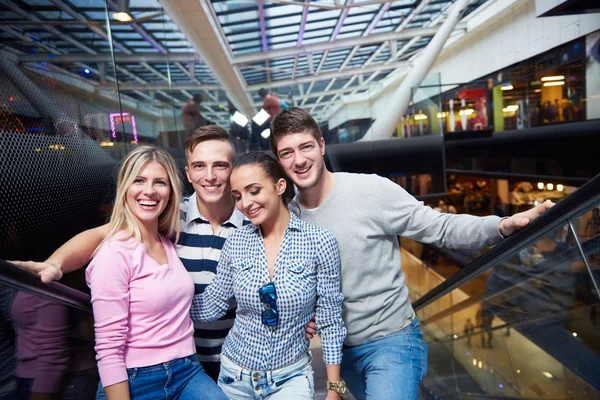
[97,146,182,252]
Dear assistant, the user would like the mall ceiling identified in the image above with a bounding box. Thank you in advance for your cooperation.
[0,0,489,125]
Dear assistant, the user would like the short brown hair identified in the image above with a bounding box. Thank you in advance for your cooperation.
[270,107,322,155]
[184,125,235,162]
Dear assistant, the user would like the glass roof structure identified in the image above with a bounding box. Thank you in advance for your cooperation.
[0,0,490,123]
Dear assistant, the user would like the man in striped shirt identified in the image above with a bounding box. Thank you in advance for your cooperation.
[176,126,249,381]
[13,126,249,383]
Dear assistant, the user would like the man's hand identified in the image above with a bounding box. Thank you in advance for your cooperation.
[499,200,554,237]
[10,260,63,283]
[305,318,317,339]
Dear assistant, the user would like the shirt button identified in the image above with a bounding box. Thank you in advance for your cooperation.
[253,373,259,379]
[254,387,260,391]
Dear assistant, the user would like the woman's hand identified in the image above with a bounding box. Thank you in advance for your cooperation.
[10,260,63,283]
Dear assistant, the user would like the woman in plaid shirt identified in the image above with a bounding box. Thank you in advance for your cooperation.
[190,152,346,400]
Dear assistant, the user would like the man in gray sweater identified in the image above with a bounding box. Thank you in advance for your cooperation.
[270,107,554,400]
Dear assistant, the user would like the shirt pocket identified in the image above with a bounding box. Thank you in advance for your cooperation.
[283,260,316,305]
[231,257,260,303]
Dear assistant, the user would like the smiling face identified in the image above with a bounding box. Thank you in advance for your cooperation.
[230,164,286,226]
[185,139,234,206]
[274,131,326,190]
[126,160,171,228]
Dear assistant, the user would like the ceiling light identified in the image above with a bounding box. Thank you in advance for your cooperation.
[537,182,544,190]
[516,369,521,374]
[547,183,554,190]
[232,111,248,127]
[572,332,577,337]
[542,371,554,379]
[414,113,428,120]
[557,184,564,192]
[252,109,270,126]
[84,68,90,74]
[543,81,565,87]
[437,112,447,118]
[113,12,132,22]
[541,75,565,82]
[459,109,474,116]
[501,85,513,91]
[261,128,270,139]
[478,361,483,369]
[473,359,477,366]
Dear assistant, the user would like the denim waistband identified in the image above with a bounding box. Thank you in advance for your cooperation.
[126,354,196,374]
[220,352,312,383]
[343,313,417,349]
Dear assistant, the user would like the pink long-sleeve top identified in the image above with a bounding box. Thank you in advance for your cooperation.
[85,235,196,387]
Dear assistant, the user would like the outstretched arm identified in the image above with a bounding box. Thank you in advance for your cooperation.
[315,232,346,400]
[190,238,235,323]
[11,224,109,283]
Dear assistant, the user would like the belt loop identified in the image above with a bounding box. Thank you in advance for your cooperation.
[268,370,274,385]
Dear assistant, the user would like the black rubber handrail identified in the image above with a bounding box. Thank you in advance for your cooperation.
[412,172,600,311]
[0,259,91,312]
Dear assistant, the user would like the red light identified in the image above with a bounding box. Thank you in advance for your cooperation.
[9,96,14,101]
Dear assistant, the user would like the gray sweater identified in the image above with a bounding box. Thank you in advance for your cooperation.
[289,172,504,346]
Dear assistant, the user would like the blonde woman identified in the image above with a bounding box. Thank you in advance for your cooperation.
[86,147,227,400]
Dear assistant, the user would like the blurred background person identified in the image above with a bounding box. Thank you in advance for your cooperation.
[182,94,209,135]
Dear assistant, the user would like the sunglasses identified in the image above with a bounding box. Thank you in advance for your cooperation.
[259,281,279,327]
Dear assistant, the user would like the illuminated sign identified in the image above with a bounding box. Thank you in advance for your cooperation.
[109,112,138,144]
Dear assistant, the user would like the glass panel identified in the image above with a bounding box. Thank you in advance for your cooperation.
[572,206,600,302]
[415,224,600,399]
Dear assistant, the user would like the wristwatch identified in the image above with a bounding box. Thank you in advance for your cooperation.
[327,380,347,395]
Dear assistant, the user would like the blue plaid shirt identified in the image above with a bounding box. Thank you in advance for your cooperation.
[190,212,345,370]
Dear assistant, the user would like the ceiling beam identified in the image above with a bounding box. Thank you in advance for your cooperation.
[18,52,201,63]
[258,1,268,52]
[296,1,310,47]
[231,24,464,65]
[247,60,409,90]
[115,82,221,90]
[160,0,255,116]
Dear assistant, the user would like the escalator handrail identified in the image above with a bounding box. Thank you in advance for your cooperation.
[0,259,91,312]
[3,174,600,315]
[412,172,600,311]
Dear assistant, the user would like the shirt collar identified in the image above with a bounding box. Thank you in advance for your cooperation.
[249,211,303,233]
[185,194,246,228]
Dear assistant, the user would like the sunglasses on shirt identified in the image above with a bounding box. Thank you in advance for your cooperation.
[259,281,279,327]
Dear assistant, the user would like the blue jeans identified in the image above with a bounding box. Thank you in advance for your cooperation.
[341,318,428,400]
[95,355,227,400]
[218,352,314,399]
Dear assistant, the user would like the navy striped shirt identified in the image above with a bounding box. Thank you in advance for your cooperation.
[177,194,249,362]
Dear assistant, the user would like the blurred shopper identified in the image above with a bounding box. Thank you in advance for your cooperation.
[272,107,555,400]
[463,318,475,347]
[258,88,284,121]
[480,308,495,349]
[191,152,345,400]
[11,292,97,400]
[182,94,208,135]
[85,147,226,400]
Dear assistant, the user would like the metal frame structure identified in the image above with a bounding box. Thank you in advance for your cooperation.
[0,0,489,125]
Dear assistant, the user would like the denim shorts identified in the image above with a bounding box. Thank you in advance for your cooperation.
[218,352,314,400]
